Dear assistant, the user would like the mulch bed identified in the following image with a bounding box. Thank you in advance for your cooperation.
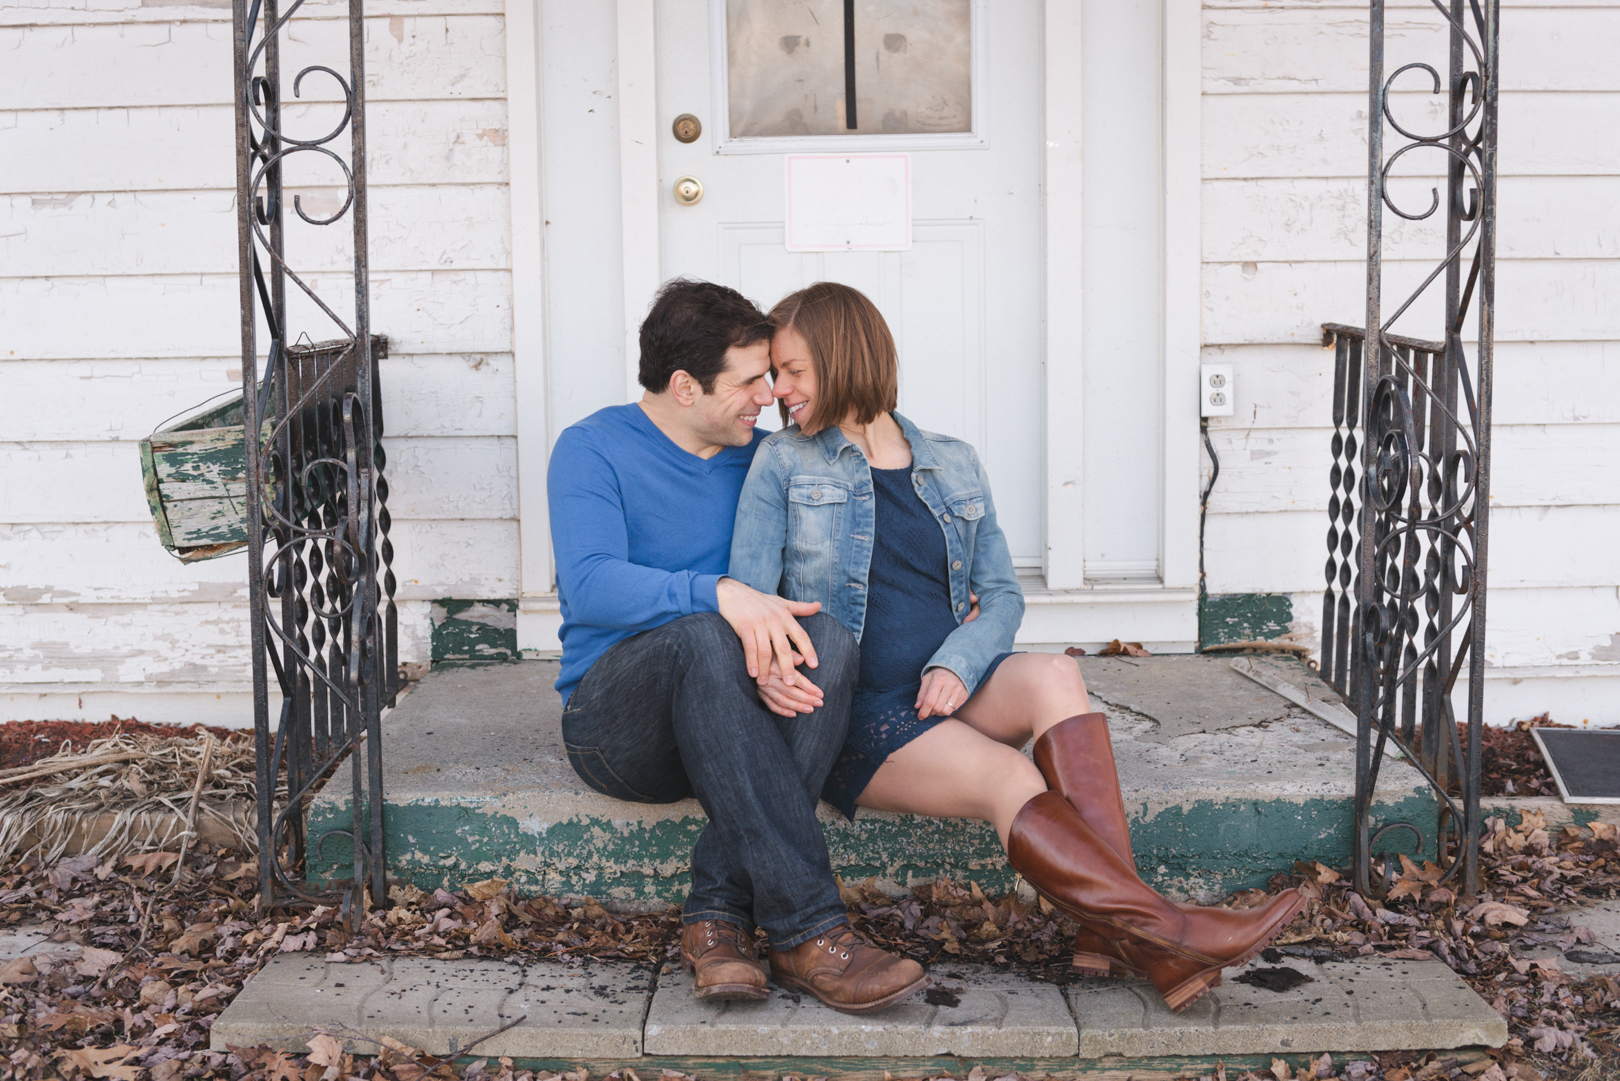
[1,720,249,772]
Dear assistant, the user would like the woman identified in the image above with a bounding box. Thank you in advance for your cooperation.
[730,282,1304,1013]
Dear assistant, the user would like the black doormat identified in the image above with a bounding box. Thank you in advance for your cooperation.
[1530,728,1620,804]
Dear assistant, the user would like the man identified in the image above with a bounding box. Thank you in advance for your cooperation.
[547,279,927,1014]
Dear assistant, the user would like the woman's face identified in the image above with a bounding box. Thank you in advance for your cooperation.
[771,326,820,431]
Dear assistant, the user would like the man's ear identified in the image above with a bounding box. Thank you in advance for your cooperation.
[668,370,699,407]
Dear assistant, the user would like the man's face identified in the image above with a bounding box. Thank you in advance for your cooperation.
[688,339,775,450]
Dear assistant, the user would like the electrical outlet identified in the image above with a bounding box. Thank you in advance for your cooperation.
[1200,363,1234,418]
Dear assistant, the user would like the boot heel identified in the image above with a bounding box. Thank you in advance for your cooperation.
[1161,968,1222,1013]
[1071,950,1116,977]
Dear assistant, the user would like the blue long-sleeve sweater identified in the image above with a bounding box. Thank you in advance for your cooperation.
[547,403,765,702]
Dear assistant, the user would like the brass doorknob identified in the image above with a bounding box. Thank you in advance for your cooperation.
[673,175,704,206]
[672,113,702,143]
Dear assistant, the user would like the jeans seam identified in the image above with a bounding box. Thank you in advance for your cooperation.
[565,743,657,803]
[682,910,751,931]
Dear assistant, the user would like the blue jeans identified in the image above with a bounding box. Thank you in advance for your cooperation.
[559,611,856,949]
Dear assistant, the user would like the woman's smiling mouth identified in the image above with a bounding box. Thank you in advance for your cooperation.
[786,401,809,421]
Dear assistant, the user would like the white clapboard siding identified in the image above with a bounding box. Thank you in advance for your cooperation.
[1200,342,1620,429]
[1205,506,1620,595]
[1203,258,1620,345]
[0,270,512,359]
[1202,7,1620,94]
[1203,424,1620,514]
[0,101,508,195]
[0,519,517,604]
[1203,177,1620,263]
[0,599,432,684]
[0,436,517,524]
[1204,92,1620,180]
[1,0,504,27]
[0,16,505,110]
[0,354,515,441]
[1,186,511,277]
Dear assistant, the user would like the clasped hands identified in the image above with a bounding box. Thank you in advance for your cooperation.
[716,577,977,720]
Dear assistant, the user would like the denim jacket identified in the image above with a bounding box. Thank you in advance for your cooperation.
[729,412,1024,696]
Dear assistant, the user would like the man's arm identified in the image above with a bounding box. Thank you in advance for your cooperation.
[548,429,724,631]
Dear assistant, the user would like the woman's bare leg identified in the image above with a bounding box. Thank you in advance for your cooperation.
[951,652,1092,750]
[856,720,1048,848]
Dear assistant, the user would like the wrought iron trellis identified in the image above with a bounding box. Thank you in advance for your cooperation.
[1321,0,1498,897]
[232,0,401,915]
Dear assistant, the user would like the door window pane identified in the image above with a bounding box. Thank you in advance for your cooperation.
[726,0,971,138]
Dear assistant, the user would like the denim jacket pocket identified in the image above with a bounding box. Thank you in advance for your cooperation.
[785,480,849,594]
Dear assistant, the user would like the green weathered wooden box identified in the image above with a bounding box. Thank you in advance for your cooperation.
[139,392,261,563]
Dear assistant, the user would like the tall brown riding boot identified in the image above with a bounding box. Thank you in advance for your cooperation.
[1008,791,1305,1012]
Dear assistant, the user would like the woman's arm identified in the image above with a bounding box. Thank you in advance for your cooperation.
[921,448,1025,697]
[728,441,790,597]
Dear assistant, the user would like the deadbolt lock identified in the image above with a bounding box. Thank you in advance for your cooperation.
[673,175,704,206]
[672,113,702,143]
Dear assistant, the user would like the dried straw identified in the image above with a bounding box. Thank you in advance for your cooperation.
[0,731,261,863]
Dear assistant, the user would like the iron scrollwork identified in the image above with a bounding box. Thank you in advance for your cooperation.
[232,0,400,916]
[1321,0,1498,897]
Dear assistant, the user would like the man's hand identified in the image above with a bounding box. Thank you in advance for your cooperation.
[915,666,970,720]
[757,654,826,717]
[716,577,822,684]
[963,591,981,624]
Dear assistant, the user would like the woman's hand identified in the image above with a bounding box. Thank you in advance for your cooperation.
[915,666,969,720]
[757,654,826,718]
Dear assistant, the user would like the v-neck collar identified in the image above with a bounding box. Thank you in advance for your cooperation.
[629,402,753,473]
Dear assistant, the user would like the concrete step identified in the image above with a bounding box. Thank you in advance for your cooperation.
[307,654,1439,904]
[211,951,1506,1061]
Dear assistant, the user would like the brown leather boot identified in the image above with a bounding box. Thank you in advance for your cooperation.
[1033,713,1195,980]
[768,924,929,1015]
[680,919,768,1001]
[1008,791,1306,1012]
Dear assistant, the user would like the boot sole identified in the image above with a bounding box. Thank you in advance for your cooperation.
[1073,950,1221,989]
[771,971,931,1016]
[680,954,769,1001]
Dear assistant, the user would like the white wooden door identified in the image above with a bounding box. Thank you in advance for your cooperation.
[653,0,1046,572]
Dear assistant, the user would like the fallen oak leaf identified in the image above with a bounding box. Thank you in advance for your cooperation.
[267,1052,303,1081]
[1467,901,1530,927]
[0,956,38,984]
[57,1044,143,1081]
[123,852,181,876]
[1271,1058,1294,1081]
[74,945,123,978]
[465,878,509,901]
[306,1033,344,1067]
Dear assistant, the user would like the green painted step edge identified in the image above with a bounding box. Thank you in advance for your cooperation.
[448,1051,1490,1079]
[307,788,1438,903]
[1199,593,1295,648]
[432,599,520,662]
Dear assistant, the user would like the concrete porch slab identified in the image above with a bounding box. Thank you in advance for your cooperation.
[643,963,1078,1057]
[308,654,1439,904]
[209,954,651,1058]
[1067,955,1507,1058]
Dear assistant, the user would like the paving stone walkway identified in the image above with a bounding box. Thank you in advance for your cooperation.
[212,952,1506,1060]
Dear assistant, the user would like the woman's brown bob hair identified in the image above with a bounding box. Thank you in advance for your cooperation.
[767,282,898,431]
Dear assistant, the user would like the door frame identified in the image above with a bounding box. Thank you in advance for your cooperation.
[509,0,1204,651]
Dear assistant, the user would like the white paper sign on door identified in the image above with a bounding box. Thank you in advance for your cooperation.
[784,153,911,252]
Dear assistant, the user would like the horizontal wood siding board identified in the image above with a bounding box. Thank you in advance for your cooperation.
[1199,341,1620,428]
[1202,176,1620,263]
[1,186,512,278]
[0,355,516,441]
[1202,7,1620,94]
[0,271,512,359]
[1204,91,1620,179]
[0,520,517,605]
[0,16,507,111]
[1,437,516,524]
[1205,506,1620,594]
[0,101,509,194]
[1,0,506,28]
[1202,258,1620,344]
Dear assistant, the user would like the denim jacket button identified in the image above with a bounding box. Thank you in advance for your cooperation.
[812,489,823,501]
[943,513,952,523]
[952,559,963,570]
[956,602,965,612]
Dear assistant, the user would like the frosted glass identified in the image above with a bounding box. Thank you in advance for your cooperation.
[726,0,971,137]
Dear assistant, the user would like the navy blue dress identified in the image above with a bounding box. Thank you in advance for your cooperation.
[821,466,1014,819]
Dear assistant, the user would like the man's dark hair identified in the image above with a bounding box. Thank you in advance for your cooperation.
[638,279,773,394]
